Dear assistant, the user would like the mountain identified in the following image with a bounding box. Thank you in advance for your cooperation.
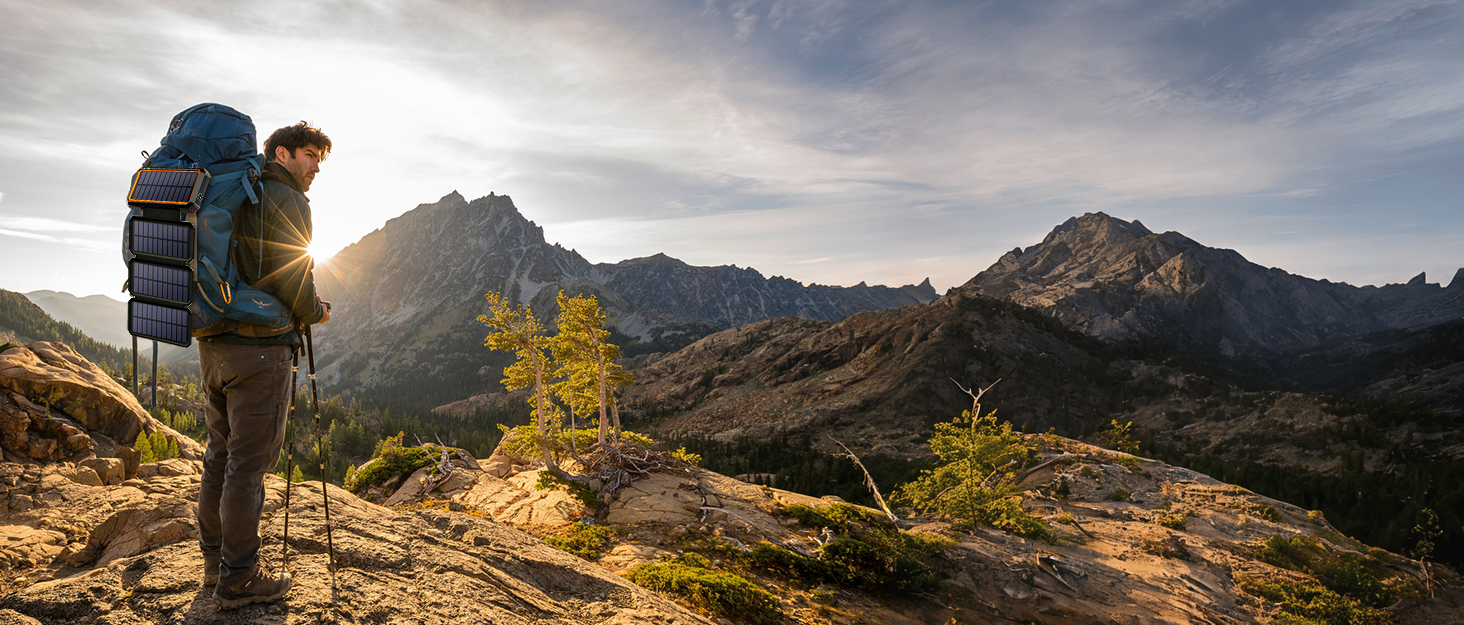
[23,290,197,371]
[961,212,1464,363]
[0,289,132,375]
[22,291,130,349]
[311,191,936,404]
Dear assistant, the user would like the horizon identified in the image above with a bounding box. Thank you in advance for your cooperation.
[2,1,1462,299]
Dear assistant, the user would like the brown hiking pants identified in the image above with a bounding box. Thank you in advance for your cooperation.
[196,340,294,587]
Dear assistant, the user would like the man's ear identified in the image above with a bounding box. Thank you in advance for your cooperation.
[273,145,291,162]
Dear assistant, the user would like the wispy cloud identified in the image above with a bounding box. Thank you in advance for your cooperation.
[0,0,1460,297]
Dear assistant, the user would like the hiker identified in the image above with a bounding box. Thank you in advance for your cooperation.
[197,121,332,609]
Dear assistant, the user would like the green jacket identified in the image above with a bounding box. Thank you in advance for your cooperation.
[211,161,324,345]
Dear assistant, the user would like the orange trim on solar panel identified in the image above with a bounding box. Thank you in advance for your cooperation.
[128,169,203,205]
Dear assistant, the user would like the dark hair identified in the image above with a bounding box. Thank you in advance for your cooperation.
[264,121,332,161]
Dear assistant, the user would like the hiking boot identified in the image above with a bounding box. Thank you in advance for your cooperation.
[214,569,291,610]
[202,552,221,585]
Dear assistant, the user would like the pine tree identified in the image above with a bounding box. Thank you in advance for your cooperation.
[479,291,558,468]
[134,431,156,464]
[551,292,633,447]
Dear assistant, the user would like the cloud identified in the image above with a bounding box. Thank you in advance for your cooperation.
[3,216,114,234]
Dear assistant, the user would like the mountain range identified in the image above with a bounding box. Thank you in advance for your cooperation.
[963,213,1464,365]
[310,191,937,404]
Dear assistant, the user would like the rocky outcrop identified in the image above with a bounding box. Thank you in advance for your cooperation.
[372,438,1464,625]
[962,212,1464,360]
[0,342,199,468]
[0,463,712,624]
[0,345,199,471]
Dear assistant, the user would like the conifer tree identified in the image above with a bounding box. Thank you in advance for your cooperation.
[479,292,558,468]
[551,292,633,447]
[134,431,155,464]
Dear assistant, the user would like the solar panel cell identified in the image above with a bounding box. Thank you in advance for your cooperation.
[129,219,192,262]
[128,300,191,347]
[129,261,191,305]
[127,168,207,210]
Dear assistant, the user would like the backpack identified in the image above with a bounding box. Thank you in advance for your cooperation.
[123,103,294,346]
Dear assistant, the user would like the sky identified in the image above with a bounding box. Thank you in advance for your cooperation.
[2,0,1462,301]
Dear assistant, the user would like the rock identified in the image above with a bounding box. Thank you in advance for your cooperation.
[78,458,124,486]
[68,493,197,568]
[1,474,712,625]
[599,544,672,572]
[135,458,197,478]
[604,472,701,526]
[0,608,41,624]
[8,494,33,512]
[111,446,140,481]
[57,465,102,487]
[453,469,590,529]
[0,526,67,570]
[483,454,513,478]
[0,343,202,461]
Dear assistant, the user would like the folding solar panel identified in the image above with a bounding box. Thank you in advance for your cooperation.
[128,218,193,263]
[128,299,191,347]
[127,168,209,211]
[128,260,191,306]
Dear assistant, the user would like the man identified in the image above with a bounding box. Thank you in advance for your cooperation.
[197,121,332,609]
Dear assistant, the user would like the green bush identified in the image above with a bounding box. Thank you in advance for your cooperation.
[1108,489,1131,502]
[1159,512,1188,531]
[781,503,890,533]
[1254,536,1397,609]
[535,470,600,511]
[893,407,1045,539]
[627,557,780,625]
[347,432,439,494]
[746,505,953,595]
[1238,576,1393,625]
[544,522,613,560]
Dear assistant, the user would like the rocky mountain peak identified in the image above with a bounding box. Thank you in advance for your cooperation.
[1041,212,1155,248]
[965,214,1464,359]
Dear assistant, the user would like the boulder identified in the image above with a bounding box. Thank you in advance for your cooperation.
[78,458,124,486]
[0,343,202,464]
[0,343,147,447]
[0,526,66,570]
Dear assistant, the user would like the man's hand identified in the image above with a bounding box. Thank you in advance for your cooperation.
[318,298,332,324]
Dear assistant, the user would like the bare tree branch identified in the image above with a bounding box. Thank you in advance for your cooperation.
[830,437,899,524]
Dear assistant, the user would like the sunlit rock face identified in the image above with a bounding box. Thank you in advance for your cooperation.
[311,192,937,401]
[962,212,1464,360]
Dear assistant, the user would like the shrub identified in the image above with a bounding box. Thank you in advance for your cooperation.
[1092,419,1140,454]
[627,557,780,624]
[1238,576,1393,625]
[535,469,600,511]
[1159,512,1188,531]
[746,505,953,595]
[1116,455,1143,473]
[1141,534,1191,560]
[544,522,614,560]
[347,432,439,495]
[1254,535,1397,609]
[1250,502,1282,522]
[893,407,1044,539]
[781,503,889,533]
[1108,489,1131,502]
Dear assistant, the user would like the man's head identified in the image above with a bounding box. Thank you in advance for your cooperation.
[264,122,332,192]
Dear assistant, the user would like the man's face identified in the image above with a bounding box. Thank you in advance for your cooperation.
[274,143,325,192]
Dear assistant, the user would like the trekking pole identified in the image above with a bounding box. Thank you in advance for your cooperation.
[280,347,299,576]
[303,326,337,592]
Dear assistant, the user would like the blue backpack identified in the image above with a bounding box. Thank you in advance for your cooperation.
[123,103,295,337]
